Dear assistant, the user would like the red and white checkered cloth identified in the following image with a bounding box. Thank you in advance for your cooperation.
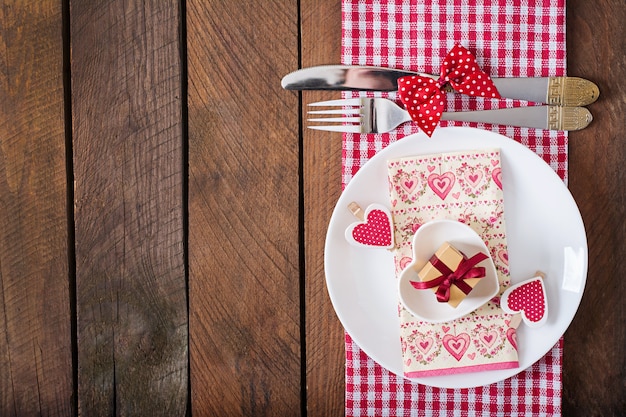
[341,0,566,415]
[346,335,562,416]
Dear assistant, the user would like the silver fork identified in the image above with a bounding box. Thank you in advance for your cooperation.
[308,98,592,134]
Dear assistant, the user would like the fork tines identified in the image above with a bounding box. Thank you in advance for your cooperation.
[307,98,364,133]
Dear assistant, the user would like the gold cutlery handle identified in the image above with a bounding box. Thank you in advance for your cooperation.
[547,77,600,107]
[441,106,593,131]
[548,106,594,131]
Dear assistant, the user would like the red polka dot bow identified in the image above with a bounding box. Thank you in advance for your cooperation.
[397,44,501,137]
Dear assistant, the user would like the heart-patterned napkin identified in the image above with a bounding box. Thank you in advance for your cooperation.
[341,0,565,415]
[389,148,518,377]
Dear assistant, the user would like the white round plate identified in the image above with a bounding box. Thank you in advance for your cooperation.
[398,220,499,323]
[324,127,587,389]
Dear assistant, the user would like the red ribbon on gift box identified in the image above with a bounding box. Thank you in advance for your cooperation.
[410,252,488,303]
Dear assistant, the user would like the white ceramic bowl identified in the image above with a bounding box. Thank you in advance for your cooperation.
[398,219,499,323]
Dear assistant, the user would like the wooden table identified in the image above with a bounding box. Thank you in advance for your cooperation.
[0,1,623,415]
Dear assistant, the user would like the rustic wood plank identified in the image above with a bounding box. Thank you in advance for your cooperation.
[564,0,626,414]
[186,0,301,415]
[70,1,187,415]
[0,2,73,416]
[300,0,346,415]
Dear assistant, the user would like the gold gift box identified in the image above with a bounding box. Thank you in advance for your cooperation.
[417,242,483,308]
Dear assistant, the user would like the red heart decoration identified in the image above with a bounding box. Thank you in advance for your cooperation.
[501,275,548,328]
[345,204,394,249]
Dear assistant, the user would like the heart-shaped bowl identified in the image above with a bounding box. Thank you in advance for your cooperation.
[398,219,499,323]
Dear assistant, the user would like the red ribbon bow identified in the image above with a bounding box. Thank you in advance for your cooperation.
[397,44,501,137]
[410,252,488,303]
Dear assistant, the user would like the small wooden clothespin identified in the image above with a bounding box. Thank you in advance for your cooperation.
[348,201,365,221]
[509,313,523,329]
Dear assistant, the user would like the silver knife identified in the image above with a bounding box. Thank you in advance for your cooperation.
[281,65,599,107]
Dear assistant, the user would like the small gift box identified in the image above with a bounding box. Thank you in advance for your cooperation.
[411,242,488,308]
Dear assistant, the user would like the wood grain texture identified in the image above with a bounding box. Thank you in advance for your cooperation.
[0,2,73,416]
[564,0,626,415]
[186,0,301,415]
[70,1,187,415]
[0,0,622,415]
[300,1,346,416]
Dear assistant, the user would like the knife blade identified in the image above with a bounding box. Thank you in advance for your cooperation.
[281,65,599,107]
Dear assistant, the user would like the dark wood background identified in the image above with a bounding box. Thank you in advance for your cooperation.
[0,0,623,416]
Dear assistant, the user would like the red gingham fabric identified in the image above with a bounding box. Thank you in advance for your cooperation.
[340,1,566,415]
[341,0,568,186]
[346,334,562,416]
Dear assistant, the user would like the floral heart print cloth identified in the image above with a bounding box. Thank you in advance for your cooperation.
[388,148,518,377]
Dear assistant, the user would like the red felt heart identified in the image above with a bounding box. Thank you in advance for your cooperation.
[501,276,548,328]
[345,204,394,248]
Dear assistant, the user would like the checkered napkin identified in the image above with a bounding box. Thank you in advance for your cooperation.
[341,0,566,415]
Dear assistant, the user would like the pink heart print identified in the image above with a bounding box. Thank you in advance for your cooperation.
[401,176,419,194]
[497,249,509,266]
[427,172,456,200]
[465,170,484,188]
[345,204,394,249]
[416,336,434,355]
[479,330,498,348]
[506,328,518,350]
[491,167,503,190]
[501,275,548,328]
[442,333,470,361]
